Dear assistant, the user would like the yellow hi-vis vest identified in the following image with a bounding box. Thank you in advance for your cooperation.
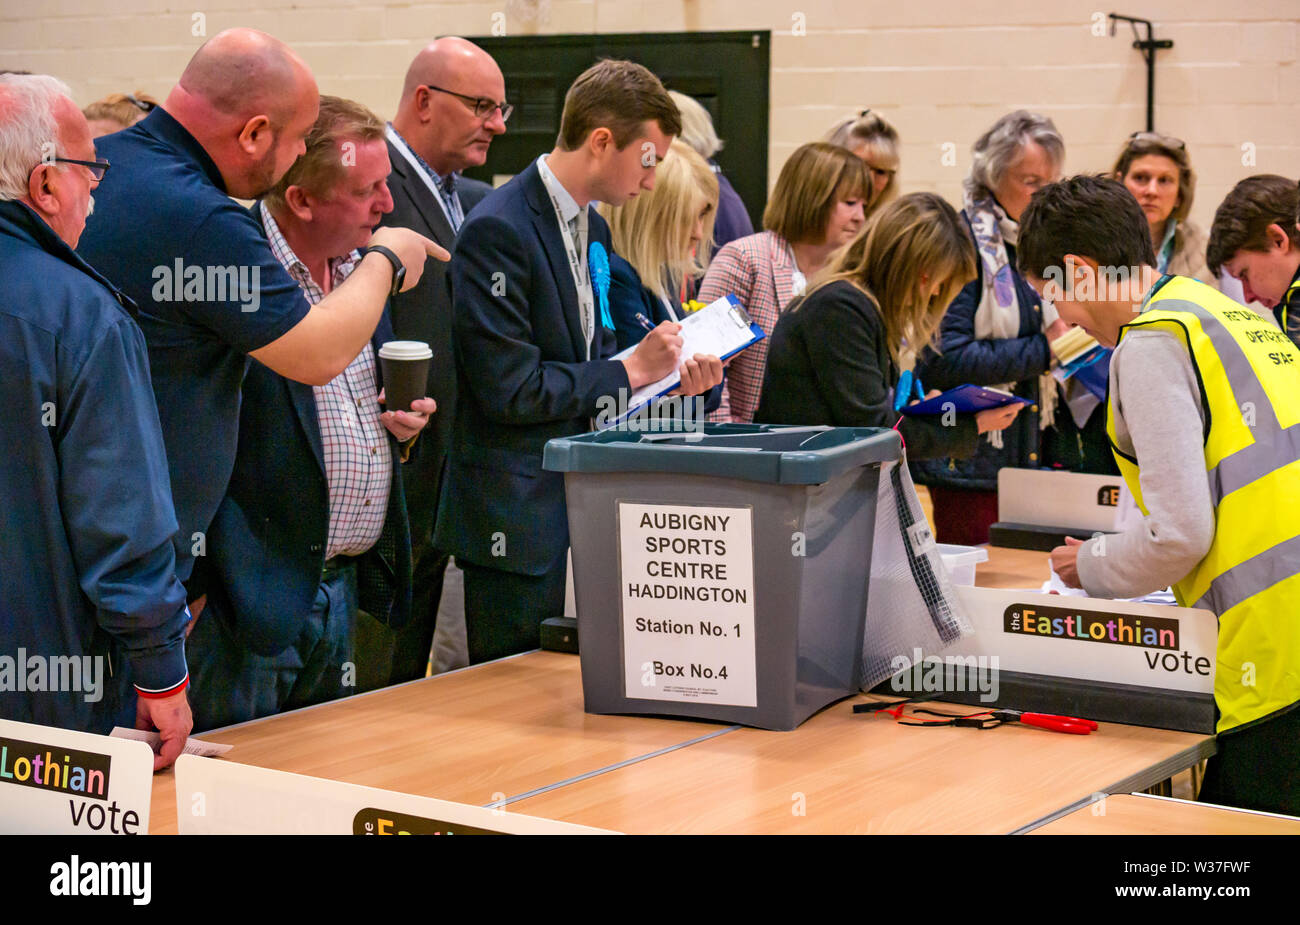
[1279,276,1300,347]
[1107,275,1300,734]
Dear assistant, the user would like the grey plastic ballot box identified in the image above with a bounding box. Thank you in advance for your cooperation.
[543,424,901,730]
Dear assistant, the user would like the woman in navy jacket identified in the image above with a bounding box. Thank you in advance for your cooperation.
[912,111,1114,545]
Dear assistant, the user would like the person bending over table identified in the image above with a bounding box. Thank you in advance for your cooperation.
[1207,174,1300,349]
[752,192,1022,456]
[1020,175,1300,816]
[601,138,719,350]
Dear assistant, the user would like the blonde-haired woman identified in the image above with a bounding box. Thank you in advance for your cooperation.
[600,139,719,351]
[754,193,1020,452]
[1112,131,1213,283]
[83,91,157,138]
[825,109,900,211]
[669,90,754,251]
[699,142,871,422]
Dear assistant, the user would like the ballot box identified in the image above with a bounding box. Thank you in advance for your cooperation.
[543,424,901,730]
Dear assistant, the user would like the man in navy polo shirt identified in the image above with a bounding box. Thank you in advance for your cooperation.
[0,74,191,766]
[78,28,446,617]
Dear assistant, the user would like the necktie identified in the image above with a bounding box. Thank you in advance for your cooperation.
[437,174,463,232]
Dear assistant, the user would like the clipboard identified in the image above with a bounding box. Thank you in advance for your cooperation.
[602,294,765,428]
[899,383,1032,416]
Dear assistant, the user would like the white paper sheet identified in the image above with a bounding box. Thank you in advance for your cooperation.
[110,726,233,757]
[609,295,760,421]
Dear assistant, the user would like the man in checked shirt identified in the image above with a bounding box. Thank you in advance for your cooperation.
[186,96,436,731]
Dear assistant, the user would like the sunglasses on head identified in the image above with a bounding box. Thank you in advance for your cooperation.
[1128,130,1185,151]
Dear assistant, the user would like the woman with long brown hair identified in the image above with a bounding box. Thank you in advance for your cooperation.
[754,192,1021,456]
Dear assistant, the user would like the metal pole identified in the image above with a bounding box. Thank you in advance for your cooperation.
[1109,14,1173,132]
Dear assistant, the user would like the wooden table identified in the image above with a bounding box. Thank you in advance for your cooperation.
[976,543,1050,590]
[149,650,730,834]
[149,545,1212,834]
[502,692,1210,834]
[1029,793,1300,835]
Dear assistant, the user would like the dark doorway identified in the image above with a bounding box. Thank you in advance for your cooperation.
[464,31,770,228]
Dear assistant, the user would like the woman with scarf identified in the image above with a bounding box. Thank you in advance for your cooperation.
[913,111,1113,546]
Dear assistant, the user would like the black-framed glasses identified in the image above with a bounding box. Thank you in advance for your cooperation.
[33,157,111,181]
[421,84,512,123]
[53,157,111,181]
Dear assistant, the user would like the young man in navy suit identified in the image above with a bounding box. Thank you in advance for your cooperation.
[438,59,724,663]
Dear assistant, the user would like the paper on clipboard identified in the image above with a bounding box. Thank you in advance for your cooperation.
[606,294,763,426]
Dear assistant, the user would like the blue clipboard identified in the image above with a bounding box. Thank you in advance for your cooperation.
[899,383,1032,416]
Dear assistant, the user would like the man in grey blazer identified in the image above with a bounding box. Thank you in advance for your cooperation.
[364,37,506,686]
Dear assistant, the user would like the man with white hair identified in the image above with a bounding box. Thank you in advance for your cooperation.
[0,74,192,768]
[77,29,448,621]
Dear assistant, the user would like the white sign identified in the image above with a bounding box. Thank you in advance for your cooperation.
[941,587,1217,693]
[0,718,154,834]
[618,501,757,707]
[997,468,1143,532]
[173,755,616,834]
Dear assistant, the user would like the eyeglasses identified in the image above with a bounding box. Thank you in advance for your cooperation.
[1128,130,1185,151]
[125,94,155,114]
[421,84,512,123]
[42,157,111,181]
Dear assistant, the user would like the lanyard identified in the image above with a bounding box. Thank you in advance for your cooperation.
[386,126,460,233]
[540,171,595,360]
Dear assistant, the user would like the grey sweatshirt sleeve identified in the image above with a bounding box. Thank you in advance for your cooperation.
[1075,329,1216,599]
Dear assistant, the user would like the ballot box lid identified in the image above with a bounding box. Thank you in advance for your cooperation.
[543,423,901,485]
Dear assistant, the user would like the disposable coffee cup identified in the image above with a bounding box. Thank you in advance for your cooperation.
[377,341,432,413]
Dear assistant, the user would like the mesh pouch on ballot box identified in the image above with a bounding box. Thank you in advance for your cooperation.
[860,455,974,690]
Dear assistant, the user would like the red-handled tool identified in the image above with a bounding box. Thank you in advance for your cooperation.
[991,710,1097,735]
[868,704,1099,735]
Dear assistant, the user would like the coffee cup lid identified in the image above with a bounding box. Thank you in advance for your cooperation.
[378,340,432,360]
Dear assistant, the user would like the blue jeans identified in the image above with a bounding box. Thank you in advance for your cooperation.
[188,559,358,732]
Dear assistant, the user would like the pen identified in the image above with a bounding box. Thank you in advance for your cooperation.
[634,312,655,332]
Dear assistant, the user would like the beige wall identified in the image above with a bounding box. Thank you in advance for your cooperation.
[3,0,1296,230]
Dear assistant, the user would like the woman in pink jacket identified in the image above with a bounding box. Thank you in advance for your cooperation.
[698,142,870,422]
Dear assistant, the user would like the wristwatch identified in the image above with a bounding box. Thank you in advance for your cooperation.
[362,244,405,296]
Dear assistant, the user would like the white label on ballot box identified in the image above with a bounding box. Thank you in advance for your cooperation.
[0,718,153,834]
[173,755,616,834]
[617,501,758,707]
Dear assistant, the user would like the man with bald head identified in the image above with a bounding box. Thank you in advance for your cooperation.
[78,29,448,619]
[0,74,191,766]
[365,37,504,685]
